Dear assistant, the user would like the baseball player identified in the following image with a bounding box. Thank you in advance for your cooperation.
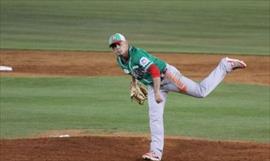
[108,33,246,161]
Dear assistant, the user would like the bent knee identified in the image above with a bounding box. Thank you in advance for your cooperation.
[197,93,208,98]
[196,90,209,98]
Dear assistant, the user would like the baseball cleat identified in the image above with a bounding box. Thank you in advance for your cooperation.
[226,57,247,71]
[142,152,161,161]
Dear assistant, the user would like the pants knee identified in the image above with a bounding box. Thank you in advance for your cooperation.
[195,92,207,98]
[197,86,209,98]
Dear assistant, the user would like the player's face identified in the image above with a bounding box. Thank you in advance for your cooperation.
[111,41,129,58]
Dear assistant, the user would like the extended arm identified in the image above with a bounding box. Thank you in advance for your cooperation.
[148,64,163,103]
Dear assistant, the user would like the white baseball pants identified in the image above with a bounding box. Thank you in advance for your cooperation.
[147,58,231,159]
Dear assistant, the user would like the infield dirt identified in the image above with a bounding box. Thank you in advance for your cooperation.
[1,50,269,85]
[0,50,269,161]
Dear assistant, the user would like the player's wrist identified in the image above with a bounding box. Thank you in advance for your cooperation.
[154,91,160,96]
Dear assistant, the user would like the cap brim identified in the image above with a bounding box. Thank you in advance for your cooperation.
[109,40,122,47]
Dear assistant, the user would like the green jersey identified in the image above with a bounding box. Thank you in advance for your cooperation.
[117,46,167,85]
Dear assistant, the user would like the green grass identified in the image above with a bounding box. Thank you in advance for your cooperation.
[0,0,269,55]
[0,77,269,142]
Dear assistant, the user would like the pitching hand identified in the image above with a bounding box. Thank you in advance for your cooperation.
[155,92,163,104]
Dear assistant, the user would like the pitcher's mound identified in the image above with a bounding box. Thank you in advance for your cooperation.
[1,136,269,161]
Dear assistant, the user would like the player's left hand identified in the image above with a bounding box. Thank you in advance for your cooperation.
[130,82,148,105]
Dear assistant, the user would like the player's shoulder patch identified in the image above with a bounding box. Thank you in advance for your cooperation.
[139,57,151,67]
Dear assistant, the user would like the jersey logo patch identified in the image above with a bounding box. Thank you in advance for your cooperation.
[139,57,150,67]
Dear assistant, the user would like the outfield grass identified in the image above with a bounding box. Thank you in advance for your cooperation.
[0,77,269,142]
[0,0,269,55]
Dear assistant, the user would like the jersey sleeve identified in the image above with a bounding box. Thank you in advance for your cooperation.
[147,64,160,78]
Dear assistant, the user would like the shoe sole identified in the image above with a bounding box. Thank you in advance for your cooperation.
[142,156,161,161]
[226,57,247,69]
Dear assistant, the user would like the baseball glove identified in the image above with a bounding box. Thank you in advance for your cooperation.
[130,82,147,105]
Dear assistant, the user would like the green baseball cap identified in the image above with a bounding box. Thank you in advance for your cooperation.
[108,33,126,47]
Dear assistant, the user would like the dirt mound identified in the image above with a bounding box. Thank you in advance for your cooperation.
[1,136,269,161]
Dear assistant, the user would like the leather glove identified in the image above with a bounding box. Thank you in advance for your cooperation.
[130,82,147,105]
